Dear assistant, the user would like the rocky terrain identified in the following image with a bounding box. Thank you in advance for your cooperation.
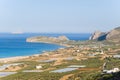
[90,27,120,42]
[89,31,106,40]
[26,36,69,45]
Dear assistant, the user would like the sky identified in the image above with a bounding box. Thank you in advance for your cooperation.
[0,0,120,33]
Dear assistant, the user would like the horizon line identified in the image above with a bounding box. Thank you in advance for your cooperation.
[0,32,92,34]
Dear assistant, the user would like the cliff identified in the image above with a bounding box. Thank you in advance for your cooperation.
[89,31,106,40]
[90,27,120,42]
[26,36,69,44]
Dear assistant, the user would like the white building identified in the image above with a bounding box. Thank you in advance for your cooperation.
[113,55,120,58]
[103,68,119,74]
[36,65,42,69]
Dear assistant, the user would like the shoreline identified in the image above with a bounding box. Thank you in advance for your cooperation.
[0,51,54,63]
[26,35,71,47]
[0,36,71,63]
[0,56,30,63]
[0,44,69,63]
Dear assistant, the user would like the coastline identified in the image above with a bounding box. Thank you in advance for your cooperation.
[27,41,70,47]
[0,36,72,63]
[26,35,71,47]
[0,56,29,63]
[0,43,69,63]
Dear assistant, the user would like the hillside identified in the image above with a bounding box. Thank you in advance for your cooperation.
[90,27,120,42]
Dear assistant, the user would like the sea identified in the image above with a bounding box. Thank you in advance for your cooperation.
[0,33,91,58]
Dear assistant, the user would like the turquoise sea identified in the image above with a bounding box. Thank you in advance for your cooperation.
[0,33,91,58]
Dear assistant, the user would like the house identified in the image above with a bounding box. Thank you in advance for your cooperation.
[103,68,119,74]
[36,65,42,69]
[113,55,120,58]
[68,65,86,68]
[100,50,104,54]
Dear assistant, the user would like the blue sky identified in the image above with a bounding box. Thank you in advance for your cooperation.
[0,0,120,33]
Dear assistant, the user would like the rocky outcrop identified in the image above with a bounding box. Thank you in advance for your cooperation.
[90,27,120,42]
[26,36,69,44]
[58,36,69,41]
[89,31,106,40]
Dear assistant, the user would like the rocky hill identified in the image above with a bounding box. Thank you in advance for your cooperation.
[89,31,106,41]
[90,27,120,42]
[26,36,69,44]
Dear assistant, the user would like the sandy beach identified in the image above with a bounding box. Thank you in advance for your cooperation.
[0,56,29,63]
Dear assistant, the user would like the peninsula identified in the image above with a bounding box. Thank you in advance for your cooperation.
[26,35,70,46]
